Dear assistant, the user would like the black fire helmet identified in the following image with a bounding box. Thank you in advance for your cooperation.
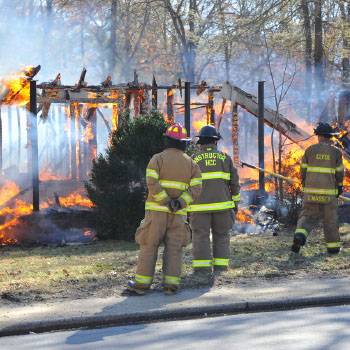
[196,125,221,140]
[314,122,336,137]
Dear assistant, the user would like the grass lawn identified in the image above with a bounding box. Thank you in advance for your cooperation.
[1,224,350,304]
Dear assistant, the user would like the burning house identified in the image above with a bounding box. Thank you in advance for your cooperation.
[0,64,350,245]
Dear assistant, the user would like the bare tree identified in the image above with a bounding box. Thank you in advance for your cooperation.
[264,34,296,200]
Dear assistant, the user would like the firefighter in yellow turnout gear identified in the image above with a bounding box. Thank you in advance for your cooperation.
[127,124,202,295]
[292,123,344,254]
[190,125,240,277]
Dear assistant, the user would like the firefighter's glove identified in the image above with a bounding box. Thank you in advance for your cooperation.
[337,186,343,198]
[168,199,181,212]
[233,205,238,214]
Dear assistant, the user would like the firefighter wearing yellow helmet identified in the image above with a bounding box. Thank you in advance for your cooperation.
[189,125,240,281]
[292,123,344,254]
[127,123,202,295]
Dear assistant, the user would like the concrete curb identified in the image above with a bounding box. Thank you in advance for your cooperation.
[1,294,350,337]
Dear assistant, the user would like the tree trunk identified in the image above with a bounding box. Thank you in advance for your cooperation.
[185,0,196,82]
[42,0,53,69]
[301,0,312,119]
[314,0,324,96]
[339,1,350,85]
[109,0,118,76]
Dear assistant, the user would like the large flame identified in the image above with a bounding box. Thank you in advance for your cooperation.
[0,66,36,106]
[0,184,93,245]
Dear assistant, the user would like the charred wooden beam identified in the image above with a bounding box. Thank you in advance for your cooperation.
[24,65,41,80]
[166,88,174,124]
[16,107,21,165]
[178,78,183,98]
[196,80,208,96]
[30,80,40,211]
[40,73,62,119]
[71,68,87,92]
[0,107,2,172]
[38,97,120,104]
[231,103,240,165]
[220,82,310,143]
[101,75,112,88]
[69,103,77,180]
[207,90,215,125]
[184,82,191,136]
[152,75,158,109]
[0,65,41,105]
[258,81,265,196]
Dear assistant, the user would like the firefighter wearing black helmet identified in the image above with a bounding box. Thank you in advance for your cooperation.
[292,123,344,254]
[189,125,240,281]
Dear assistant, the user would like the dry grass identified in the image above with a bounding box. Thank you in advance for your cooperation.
[1,225,350,303]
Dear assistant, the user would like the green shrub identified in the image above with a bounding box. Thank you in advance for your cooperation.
[86,111,167,240]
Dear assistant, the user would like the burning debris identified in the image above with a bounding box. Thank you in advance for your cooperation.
[0,190,95,246]
[1,65,350,246]
[0,65,41,106]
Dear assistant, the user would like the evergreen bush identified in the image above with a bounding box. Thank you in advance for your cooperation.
[86,111,167,240]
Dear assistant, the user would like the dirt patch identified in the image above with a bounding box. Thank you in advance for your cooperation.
[1,226,350,304]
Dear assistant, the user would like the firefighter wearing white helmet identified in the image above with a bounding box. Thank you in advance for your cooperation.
[189,125,240,282]
[127,123,202,295]
[292,123,344,254]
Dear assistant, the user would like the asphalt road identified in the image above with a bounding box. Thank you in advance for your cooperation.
[1,305,350,349]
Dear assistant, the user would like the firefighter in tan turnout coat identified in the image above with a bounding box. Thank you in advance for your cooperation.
[292,123,344,254]
[127,123,202,295]
[190,125,240,278]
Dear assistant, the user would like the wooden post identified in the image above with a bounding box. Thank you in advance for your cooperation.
[152,75,158,110]
[207,90,215,125]
[30,80,39,211]
[74,103,82,180]
[7,107,13,164]
[184,82,191,136]
[232,103,239,165]
[26,104,32,175]
[166,88,174,124]
[0,107,2,173]
[111,91,119,132]
[89,109,97,163]
[69,103,77,180]
[258,81,265,197]
[16,107,21,168]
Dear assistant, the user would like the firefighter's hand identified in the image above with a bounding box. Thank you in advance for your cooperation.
[233,205,238,214]
[337,186,343,198]
[168,199,181,212]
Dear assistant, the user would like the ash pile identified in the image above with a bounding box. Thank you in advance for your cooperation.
[232,191,291,236]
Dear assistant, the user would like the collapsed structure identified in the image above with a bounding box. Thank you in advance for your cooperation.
[0,65,350,244]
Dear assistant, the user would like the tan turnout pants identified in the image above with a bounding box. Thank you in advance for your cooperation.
[295,199,340,250]
[191,210,234,269]
[134,211,191,287]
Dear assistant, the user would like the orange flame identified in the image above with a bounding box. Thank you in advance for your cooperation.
[0,66,35,106]
[57,192,93,208]
[236,208,254,224]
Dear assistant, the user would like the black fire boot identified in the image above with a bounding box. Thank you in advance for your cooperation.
[291,233,306,254]
[213,265,228,275]
[163,284,179,295]
[192,268,214,286]
[327,247,341,255]
[122,280,150,296]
